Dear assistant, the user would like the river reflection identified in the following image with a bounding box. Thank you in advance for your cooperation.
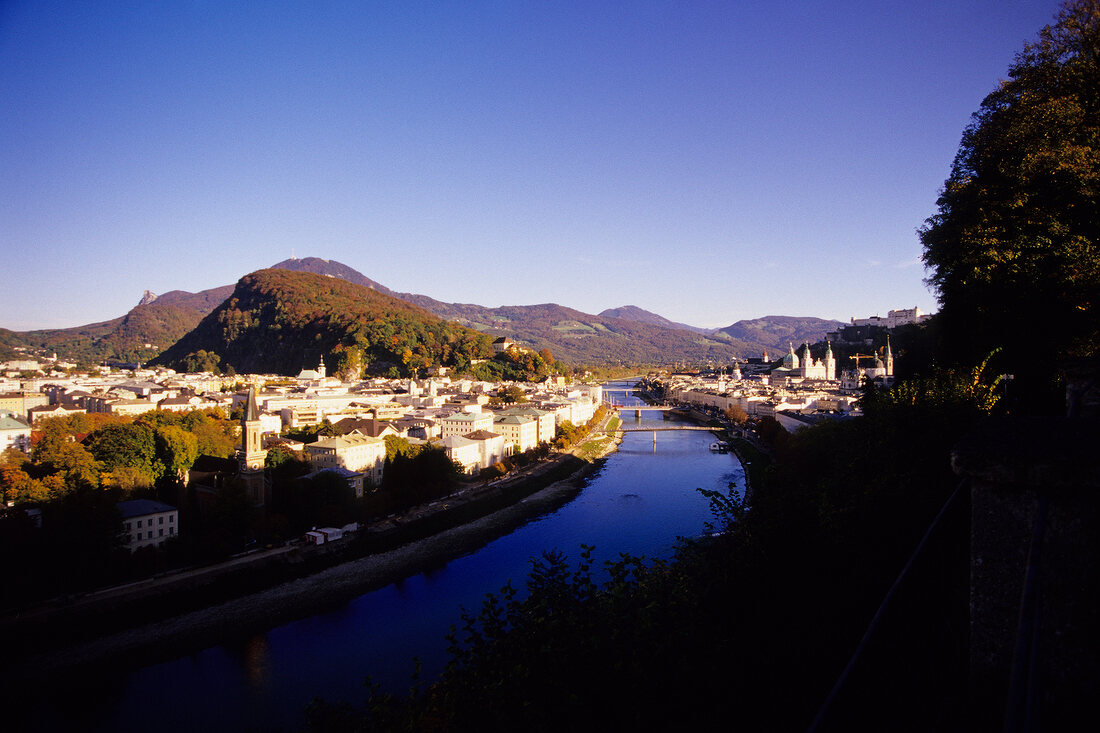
[54,382,743,733]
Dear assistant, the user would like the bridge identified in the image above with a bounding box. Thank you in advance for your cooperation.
[606,403,680,412]
[612,426,719,433]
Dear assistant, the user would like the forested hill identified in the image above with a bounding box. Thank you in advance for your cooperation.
[152,269,493,377]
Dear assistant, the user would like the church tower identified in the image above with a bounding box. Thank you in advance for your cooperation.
[317,355,327,379]
[884,335,894,377]
[824,341,836,381]
[239,387,267,505]
[799,343,813,378]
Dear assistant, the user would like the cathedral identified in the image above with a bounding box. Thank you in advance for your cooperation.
[770,341,837,383]
[798,341,837,381]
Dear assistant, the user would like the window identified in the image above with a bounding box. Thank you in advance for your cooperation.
[169,527,174,535]
[169,515,174,523]
[159,516,164,525]
[147,531,152,539]
[125,522,131,531]
[159,529,164,537]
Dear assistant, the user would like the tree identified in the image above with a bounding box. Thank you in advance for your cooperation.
[155,425,199,483]
[86,423,157,485]
[725,404,748,424]
[36,440,102,491]
[920,1,1100,412]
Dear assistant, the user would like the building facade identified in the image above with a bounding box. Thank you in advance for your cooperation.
[119,499,179,551]
[306,434,386,487]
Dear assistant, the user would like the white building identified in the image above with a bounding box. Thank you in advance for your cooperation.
[119,499,178,551]
[493,414,539,453]
[495,406,556,444]
[439,434,482,474]
[0,412,31,454]
[440,411,494,438]
[463,429,509,469]
[305,434,386,487]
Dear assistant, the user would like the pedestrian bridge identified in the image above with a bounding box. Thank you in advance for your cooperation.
[611,425,719,433]
[607,404,680,412]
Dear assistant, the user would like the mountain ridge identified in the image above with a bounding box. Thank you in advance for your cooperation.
[8,257,846,367]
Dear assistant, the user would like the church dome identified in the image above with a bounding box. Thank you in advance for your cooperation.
[782,344,799,369]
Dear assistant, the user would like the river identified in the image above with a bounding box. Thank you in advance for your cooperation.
[44,382,744,732]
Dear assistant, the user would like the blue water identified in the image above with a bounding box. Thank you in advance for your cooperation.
[50,383,743,732]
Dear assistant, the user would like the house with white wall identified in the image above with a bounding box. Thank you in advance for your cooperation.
[119,499,178,551]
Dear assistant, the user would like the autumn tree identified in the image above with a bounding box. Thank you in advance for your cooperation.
[35,439,101,491]
[920,0,1100,411]
[725,404,748,424]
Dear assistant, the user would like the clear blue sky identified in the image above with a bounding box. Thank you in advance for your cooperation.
[0,0,1063,330]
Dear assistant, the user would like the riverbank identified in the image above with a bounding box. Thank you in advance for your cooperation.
[2,427,623,685]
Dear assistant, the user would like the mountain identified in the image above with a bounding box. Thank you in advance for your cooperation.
[152,269,492,376]
[597,306,709,334]
[711,316,845,353]
[391,296,757,365]
[9,256,847,369]
[15,284,234,365]
[270,257,396,296]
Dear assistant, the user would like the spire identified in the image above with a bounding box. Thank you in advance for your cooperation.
[244,387,259,422]
[825,340,833,359]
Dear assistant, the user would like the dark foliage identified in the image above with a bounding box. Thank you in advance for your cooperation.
[920,0,1100,412]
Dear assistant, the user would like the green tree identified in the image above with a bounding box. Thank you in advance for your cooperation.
[920,0,1100,412]
[155,425,199,482]
[187,412,238,457]
[383,434,418,460]
[85,423,157,485]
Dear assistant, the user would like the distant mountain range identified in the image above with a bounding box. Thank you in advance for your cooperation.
[5,256,844,370]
